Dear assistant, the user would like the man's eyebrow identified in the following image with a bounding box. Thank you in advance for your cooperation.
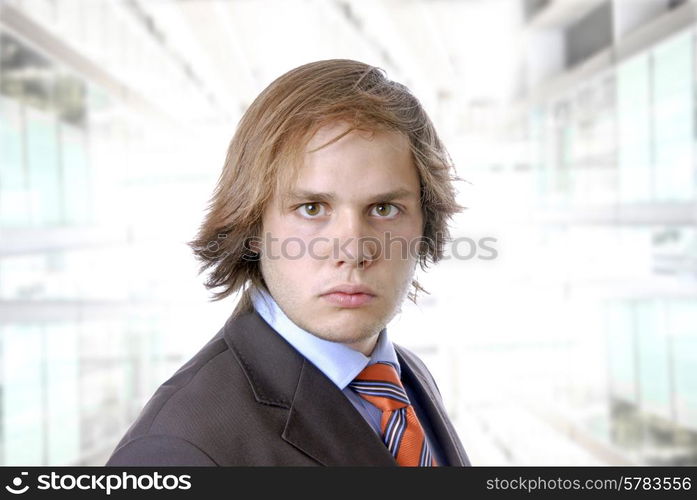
[283,188,419,204]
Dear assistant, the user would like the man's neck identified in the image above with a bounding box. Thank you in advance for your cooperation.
[342,333,380,357]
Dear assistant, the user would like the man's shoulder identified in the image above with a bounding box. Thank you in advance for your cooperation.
[147,327,240,422]
[108,316,255,459]
[125,329,238,423]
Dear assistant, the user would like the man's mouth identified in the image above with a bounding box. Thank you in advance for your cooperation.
[321,292,375,308]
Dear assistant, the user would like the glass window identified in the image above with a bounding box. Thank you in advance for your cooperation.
[25,107,62,227]
[45,323,80,465]
[2,325,44,465]
[550,98,572,205]
[617,53,651,202]
[0,96,29,227]
[606,300,638,405]
[636,299,672,420]
[668,299,697,431]
[60,123,91,225]
[652,31,694,201]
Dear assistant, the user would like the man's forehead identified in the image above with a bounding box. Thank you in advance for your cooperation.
[273,121,415,201]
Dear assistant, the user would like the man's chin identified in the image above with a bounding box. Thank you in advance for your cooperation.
[304,318,385,344]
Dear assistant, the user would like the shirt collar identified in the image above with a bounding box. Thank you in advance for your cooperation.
[250,287,400,389]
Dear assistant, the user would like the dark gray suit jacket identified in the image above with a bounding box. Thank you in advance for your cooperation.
[106,309,470,466]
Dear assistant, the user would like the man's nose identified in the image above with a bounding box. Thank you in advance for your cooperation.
[331,211,380,268]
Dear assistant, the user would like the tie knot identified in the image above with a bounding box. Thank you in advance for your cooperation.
[349,362,410,411]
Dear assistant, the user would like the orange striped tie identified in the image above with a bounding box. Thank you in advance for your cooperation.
[349,362,437,466]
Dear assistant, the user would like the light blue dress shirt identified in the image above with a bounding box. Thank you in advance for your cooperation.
[250,286,445,465]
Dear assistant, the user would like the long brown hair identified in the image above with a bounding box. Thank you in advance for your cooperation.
[187,59,464,317]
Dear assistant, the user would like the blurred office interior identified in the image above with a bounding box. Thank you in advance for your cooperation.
[0,0,695,465]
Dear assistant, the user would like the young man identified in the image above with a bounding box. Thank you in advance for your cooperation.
[106,59,470,466]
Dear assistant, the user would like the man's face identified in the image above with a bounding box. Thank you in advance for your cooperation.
[259,121,423,355]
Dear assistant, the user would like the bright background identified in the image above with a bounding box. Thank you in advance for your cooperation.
[0,0,696,466]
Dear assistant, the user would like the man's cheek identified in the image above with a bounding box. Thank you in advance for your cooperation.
[276,237,310,260]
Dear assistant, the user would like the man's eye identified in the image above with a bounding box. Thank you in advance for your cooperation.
[371,203,400,218]
[297,203,325,217]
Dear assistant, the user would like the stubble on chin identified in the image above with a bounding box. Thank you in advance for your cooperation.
[290,305,387,345]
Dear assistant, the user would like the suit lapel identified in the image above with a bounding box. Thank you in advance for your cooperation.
[224,310,396,466]
[396,346,470,466]
[282,358,396,466]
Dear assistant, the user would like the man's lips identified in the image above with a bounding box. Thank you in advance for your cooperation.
[320,284,376,308]
[321,284,376,295]
[321,292,375,308]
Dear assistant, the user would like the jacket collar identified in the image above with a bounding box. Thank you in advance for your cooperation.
[223,309,396,466]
